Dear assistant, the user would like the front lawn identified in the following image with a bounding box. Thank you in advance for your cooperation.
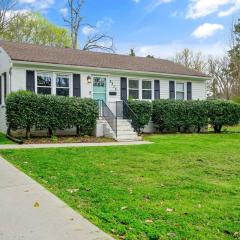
[1,134,240,240]
[0,132,14,144]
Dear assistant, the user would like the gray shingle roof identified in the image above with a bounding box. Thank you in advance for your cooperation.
[0,40,208,78]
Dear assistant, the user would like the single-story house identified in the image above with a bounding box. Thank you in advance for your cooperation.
[0,40,209,141]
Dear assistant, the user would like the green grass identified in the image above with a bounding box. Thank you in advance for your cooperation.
[223,124,240,132]
[209,124,240,133]
[0,132,14,144]
[1,134,240,240]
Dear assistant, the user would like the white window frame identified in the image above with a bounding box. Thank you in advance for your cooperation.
[128,78,154,100]
[35,72,73,97]
[175,82,185,100]
[128,79,140,100]
[55,73,72,97]
[36,72,53,95]
[142,79,153,100]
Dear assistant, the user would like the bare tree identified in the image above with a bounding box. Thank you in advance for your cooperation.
[63,0,114,52]
[207,56,234,100]
[63,0,83,49]
[0,0,17,33]
[82,33,114,52]
[228,19,240,97]
[173,48,207,72]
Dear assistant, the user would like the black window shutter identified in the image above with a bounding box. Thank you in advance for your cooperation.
[73,74,81,97]
[0,76,2,105]
[187,82,192,100]
[3,72,7,99]
[120,77,127,100]
[26,70,35,92]
[154,80,160,99]
[169,81,175,99]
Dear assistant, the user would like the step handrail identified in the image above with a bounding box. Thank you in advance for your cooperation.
[116,100,141,135]
[97,100,117,137]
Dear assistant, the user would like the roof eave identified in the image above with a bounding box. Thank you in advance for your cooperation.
[12,60,210,81]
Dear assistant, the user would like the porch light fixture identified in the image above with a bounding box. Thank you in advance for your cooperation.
[87,75,92,84]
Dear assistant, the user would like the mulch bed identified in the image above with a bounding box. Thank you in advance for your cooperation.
[23,136,115,144]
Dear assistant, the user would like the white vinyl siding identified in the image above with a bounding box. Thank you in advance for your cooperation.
[9,67,207,101]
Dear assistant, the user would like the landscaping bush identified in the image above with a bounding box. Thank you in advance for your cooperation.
[152,100,202,132]
[71,97,99,136]
[128,100,152,133]
[6,91,98,138]
[152,100,237,133]
[207,100,240,133]
[6,91,38,138]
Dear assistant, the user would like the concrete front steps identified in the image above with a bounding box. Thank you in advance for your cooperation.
[103,119,142,142]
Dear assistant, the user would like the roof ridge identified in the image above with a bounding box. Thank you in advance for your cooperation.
[0,39,208,78]
[0,39,171,62]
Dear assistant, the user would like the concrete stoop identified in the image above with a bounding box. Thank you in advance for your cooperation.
[103,119,142,142]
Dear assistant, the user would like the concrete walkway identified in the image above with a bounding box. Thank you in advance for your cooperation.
[0,141,151,150]
[0,156,114,240]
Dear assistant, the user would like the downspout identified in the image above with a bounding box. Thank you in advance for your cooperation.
[9,61,13,93]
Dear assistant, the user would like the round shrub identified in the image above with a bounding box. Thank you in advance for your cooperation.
[128,100,152,133]
[207,100,240,133]
[6,91,38,138]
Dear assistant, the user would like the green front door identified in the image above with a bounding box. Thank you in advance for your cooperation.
[93,76,107,102]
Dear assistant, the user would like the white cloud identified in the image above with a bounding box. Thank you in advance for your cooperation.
[18,0,54,10]
[192,23,224,39]
[82,17,113,36]
[186,0,240,19]
[133,0,140,3]
[117,41,227,58]
[147,0,174,12]
[82,26,97,36]
[60,8,68,17]
[96,17,113,29]
[218,0,240,16]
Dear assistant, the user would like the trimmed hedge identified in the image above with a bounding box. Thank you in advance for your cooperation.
[128,100,152,133]
[152,100,240,133]
[6,91,98,138]
[207,100,240,133]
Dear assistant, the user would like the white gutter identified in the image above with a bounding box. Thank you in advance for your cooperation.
[12,60,211,81]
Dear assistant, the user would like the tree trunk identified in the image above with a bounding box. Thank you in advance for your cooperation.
[7,126,11,136]
[26,125,31,139]
[48,127,53,137]
[197,126,201,133]
[214,125,222,133]
[76,125,80,136]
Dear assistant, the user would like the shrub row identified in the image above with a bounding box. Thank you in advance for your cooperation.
[6,91,98,138]
[129,99,240,133]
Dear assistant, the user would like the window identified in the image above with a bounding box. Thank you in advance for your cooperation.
[142,80,152,99]
[56,74,70,96]
[128,79,139,99]
[176,83,185,100]
[37,73,52,95]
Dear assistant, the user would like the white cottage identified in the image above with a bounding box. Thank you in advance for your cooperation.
[0,40,209,140]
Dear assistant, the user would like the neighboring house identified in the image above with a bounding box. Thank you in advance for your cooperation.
[0,40,209,140]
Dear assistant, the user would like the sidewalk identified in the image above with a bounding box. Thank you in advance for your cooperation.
[0,156,114,240]
[0,141,152,150]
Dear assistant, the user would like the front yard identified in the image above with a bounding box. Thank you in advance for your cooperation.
[0,133,14,144]
[1,134,240,240]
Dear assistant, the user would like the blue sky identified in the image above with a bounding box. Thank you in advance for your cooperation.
[15,0,240,58]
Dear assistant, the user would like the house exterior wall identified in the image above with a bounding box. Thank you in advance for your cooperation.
[9,66,207,101]
[0,60,208,134]
[0,48,11,132]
